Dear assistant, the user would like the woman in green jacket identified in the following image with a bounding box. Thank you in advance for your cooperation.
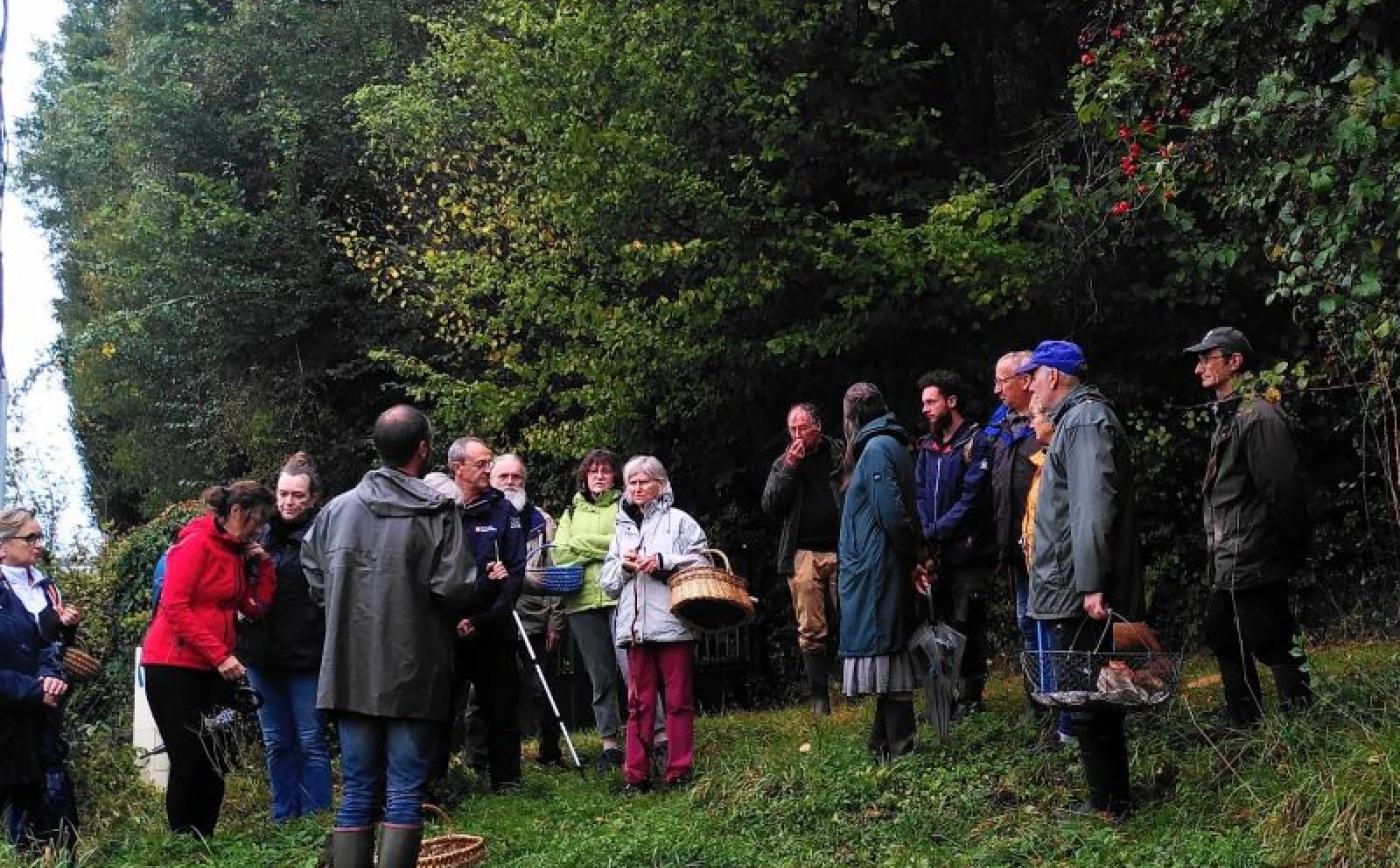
[553,449,626,770]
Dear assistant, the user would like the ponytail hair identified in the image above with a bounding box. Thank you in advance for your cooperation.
[279,451,323,496]
[201,480,274,520]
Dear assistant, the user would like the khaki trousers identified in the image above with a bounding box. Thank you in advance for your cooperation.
[789,549,839,654]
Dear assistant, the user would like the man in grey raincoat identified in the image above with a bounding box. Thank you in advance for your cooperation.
[1022,341,1143,820]
[304,405,477,868]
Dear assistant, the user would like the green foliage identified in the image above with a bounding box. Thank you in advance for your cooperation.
[18,0,450,526]
[342,0,1050,480]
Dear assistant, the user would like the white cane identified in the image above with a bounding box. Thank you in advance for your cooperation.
[512,609,583,772]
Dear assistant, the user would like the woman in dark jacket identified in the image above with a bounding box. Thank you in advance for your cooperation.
[836,383,923,762]
[141,481,276,837]
[0,508,73,852]
[237,453,331,821]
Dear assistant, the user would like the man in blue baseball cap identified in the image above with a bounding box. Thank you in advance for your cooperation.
[1020,339,1144,820]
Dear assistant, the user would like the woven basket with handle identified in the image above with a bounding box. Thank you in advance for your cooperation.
[418,804,485,868]
[668,548,755,632]
[61,645,102,683]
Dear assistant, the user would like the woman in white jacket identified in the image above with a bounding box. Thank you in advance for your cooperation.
[600,455,709,792]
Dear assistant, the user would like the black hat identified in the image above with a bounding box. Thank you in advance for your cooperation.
[1184,326,1253,358]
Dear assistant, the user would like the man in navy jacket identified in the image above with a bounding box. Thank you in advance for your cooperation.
[914,369,995,717]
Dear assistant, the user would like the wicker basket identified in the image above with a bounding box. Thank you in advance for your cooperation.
[418,804,486,868]
[61,645,102,683]
[668,549,755,632]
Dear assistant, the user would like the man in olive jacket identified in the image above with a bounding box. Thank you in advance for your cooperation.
[1186,326,1312,725]
[304,405,477,868]
[762,403,843,715]
[1022,341,1142,819]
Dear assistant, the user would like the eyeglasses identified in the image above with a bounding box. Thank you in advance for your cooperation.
[7,533,43,545]
[457,458,493,471]
[995,374,1028,385]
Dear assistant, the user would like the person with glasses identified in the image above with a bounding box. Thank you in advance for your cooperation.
[762,403,844,716]
[234,452,333,821]
[553,449,628,770]
[1185,326,1313,725]
[0,508,78,854]
[601,456,710,792]
[1019,341,1143,820]
[140,481,278,837]
[440,437,528,794]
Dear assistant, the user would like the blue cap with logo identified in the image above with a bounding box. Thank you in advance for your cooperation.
[1015,340,1087,377]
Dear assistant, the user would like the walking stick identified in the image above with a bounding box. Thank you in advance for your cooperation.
[512,610,584,773]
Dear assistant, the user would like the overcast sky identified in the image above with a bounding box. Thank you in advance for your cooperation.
[3,0,98,551]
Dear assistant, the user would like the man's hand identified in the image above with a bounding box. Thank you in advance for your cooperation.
[39,676,68,706]
[546,626,560,653]
[217,655,247,682]
[782,438,808,468]
[57,604,82,628]
[912,562,931,596]
[456,618,476,638]
[243,542,269,563]
[486,560,509,582]
[1082,592,1110,621]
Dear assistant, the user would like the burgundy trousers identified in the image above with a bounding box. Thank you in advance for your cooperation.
[623,642,695,785]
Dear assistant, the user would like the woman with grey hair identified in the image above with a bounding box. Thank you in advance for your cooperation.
[836,383,923,761]
[600,455,709,792]
[0,507,79,852]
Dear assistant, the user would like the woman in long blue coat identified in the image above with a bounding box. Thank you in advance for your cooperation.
[836,383,922,761]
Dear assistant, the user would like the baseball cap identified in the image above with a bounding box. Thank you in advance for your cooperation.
[1183,326,1253,358]
[1014,340,1087,376]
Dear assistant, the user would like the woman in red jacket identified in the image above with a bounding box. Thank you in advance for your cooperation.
[141,481,276,837]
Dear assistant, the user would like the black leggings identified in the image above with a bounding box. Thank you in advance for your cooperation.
[143,665,231,836]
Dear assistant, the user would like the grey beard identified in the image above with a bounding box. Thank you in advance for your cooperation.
[502,487,528,512]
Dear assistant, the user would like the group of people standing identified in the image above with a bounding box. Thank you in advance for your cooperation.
[127,405,709,867]
[764,327,1313,818]
[0,324,1318,864]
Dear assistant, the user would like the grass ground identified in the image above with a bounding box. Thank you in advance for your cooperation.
[3,640,1397,867]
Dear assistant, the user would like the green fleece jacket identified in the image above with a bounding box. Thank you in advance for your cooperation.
[554,490,620,614]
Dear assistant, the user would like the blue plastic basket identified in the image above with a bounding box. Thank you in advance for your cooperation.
[527,564,584,595]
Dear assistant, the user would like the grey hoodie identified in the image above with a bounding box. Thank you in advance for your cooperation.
[304,467,477,721]
[600,487,709,646]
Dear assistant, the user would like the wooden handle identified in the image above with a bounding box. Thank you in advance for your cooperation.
[699,548,731,572]
[422,803,450,825]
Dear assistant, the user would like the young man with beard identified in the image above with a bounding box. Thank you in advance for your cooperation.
[913,369,995,718]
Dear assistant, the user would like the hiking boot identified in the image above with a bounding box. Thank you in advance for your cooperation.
[802,651,832,716]
[593,747,624,772]
[619,780,651,796]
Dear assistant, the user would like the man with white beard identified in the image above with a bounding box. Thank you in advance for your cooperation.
[491,454,564,767]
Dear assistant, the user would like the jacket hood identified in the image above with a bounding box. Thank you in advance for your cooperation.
[354,467,454,517]
[854,413,911,450]
[178,513,246,551]
[1049,384,1108,423]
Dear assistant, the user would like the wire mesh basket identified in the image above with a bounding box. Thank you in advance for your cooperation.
[1021,648,1183,711]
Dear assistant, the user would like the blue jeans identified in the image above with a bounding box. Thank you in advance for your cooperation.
[336,714,439,829]
[246,667,332,821]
